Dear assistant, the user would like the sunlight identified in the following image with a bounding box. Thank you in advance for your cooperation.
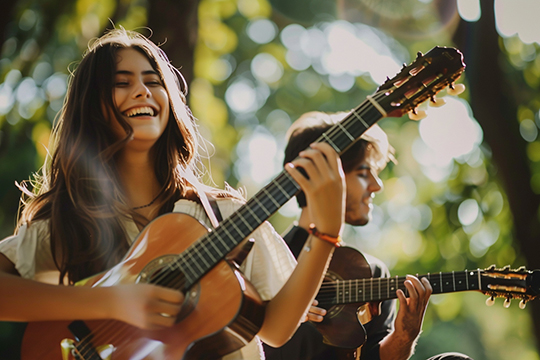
[416,97,483,178]
[495,0,540,44]
[235,127,282,186]
[457,0,481,22]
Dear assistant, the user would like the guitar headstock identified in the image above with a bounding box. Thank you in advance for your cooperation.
[375,46,466,119]
[480,265,540,309]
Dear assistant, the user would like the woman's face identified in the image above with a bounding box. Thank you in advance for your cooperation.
[109,47,170,144]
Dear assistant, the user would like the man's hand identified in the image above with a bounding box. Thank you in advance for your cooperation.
[394,275,432,343]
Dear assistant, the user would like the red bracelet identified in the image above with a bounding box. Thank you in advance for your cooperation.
[308,224,344,247]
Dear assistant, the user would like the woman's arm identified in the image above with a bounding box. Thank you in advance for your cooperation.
[258,142,345,347]
[0,253,184,330]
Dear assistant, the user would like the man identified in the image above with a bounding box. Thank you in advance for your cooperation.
[263,111,472,360]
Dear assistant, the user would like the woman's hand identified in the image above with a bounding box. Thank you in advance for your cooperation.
[109,284,184,330]
[285,142,345,238]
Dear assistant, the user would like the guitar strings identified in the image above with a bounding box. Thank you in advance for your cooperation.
[315,271,482,305]
[74,89,393,359]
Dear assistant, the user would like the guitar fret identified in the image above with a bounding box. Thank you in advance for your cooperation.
[455,271,466,291]
[452,271,456,292]
[263,188,281,208]
[322,133,340,153]
[283,171,301,190]
[378,277,381,301]
[274,178,293,197]
[205,237,221,262]
[213,230,230,252]
[253,197,272,217]
[351,108,370,129]
[221,225,237,248]
[180,260,197,286]
[366,95,387,116]
[362,278,365,302]
[236,212,254,233]
[477,269,482,290]
[246,206,262,223]
[348,279,352,303]
[465,270,469,289]
[439,273,443,293]
[229,219,246,240]
[337,122,356,141]
[192,244,210,271]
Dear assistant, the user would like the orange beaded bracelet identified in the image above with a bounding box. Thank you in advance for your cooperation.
[308,224,344,247]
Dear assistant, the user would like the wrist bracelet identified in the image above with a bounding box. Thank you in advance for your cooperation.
[308,224,344,247]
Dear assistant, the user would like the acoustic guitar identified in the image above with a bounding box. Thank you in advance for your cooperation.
[20,46,465,359]
[314,246,540,350]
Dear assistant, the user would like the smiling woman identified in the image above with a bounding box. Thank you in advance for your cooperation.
[110,48,170,144]
[0,28,346,359]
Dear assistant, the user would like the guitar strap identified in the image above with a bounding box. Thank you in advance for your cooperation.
[197,190,222,229]
[182,170,221,228]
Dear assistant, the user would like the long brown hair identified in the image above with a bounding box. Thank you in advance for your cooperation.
[18,29,202,284]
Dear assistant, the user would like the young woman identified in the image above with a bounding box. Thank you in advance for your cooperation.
[0,29,345,359]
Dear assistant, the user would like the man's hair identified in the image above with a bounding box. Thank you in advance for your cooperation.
[283,111,394,208]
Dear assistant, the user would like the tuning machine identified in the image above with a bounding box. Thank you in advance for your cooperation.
[429,95,446,107]
[447,83,465,96]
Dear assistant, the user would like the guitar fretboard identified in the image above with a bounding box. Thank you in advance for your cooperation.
[317,270,484,306]
[166,96,387,290]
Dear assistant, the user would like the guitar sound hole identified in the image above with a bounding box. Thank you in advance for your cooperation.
[149,266,186,290]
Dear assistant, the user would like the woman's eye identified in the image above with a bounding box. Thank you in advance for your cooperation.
[115,81,129,86]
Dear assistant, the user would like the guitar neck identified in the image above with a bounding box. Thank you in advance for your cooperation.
[176,100,385,289]
[318,270,485,306]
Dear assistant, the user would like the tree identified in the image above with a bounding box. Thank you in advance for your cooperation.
[453,0,540,349]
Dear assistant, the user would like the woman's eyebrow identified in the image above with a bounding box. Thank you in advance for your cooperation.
[115,70,159,76]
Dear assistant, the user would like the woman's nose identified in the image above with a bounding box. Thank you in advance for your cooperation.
[133,82,151,98]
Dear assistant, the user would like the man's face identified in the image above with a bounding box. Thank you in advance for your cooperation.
[344,154,383,226]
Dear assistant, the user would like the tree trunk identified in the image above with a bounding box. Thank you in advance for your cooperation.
[453,0,540,351]
[147,0,200,87]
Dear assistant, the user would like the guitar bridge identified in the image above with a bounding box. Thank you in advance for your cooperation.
[60,338,114,360]
[59,320,114,360]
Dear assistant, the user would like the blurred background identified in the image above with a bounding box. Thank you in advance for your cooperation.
[0,0,539,358]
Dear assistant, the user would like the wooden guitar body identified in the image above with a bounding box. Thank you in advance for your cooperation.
[315,246,372,349]
[21,213,266,360]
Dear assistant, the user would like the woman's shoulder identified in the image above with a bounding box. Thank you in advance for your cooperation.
[4,219,50,242]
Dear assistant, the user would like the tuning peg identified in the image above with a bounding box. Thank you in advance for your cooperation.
[517,266,526,272]
[519,299,527,309]
[447,83,465,96]
[429,96,446,107]
[408,109,427,121]
[416,51,423,59]
[502,265,511,272]
[486,296,495,306]
[487,264,496,271]
[504,298,512,308]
